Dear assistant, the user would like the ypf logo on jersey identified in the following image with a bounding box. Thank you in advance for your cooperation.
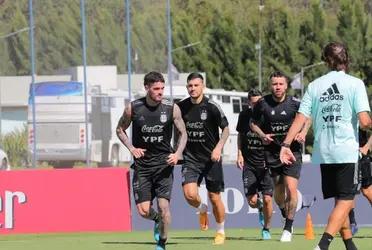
[200,109,207,120]
[320,83,344,102]
[160,112,167,123]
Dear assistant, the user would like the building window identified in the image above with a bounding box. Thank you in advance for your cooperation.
[232,99,241,113]
[222,96,230,103]
[241,97,249,111]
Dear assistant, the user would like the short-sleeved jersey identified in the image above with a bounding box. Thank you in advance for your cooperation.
[251,94,301,166]
[299,71,370,164]
[131,97,174,169]
[236,107,265,168]
[178,96,229,163]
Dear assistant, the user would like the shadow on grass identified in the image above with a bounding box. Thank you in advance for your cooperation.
[102,241,179,245]
[172,236,262,242]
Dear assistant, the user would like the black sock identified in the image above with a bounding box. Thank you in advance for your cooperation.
[349,209,356,224]
[280,208,286,218]
[318,232,334,250]
[284,218,293,232]
[262,227,270,232]
[149,208,160,222]
[158,237,167,247]
[343,238,357,250]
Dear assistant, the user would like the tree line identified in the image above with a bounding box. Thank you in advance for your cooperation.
[0,0,371,94]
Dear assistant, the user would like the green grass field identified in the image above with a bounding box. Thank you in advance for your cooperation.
[0,228,371,250]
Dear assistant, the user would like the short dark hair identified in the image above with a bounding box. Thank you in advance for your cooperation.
[144,71,165,87]
[248,88,262,99]
[269,71,289,83]
[321,42,349,71]
[187,72,204,83]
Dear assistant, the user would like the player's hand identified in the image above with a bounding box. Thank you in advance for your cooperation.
[294,132,306,143]
[236,154,244,170]
[211,147,222,162]
[359,145,369,156]
[280,147,296,165]
[261,134,274,145]
[167,153,179,166]
[130,148,146,159]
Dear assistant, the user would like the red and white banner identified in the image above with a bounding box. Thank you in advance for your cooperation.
[0,168,131,234]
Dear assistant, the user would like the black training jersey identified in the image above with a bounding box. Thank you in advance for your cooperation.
[178,96,229,163]
[359,129,368,147]
[131,97,174,168]
[236,107,265,168]
[251,95,301,166]
[359,129,371,156]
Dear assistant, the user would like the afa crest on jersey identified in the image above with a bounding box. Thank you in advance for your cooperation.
[160,112,167,123]
[200,110,207,120]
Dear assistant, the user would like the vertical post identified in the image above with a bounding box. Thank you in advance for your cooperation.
[80,0,90,167]
[300,67,305,154]
[258,0,264,91]
[28,0,37,168]
[166,0,173,101]
[125,0,132,101]
[0,79,2,137]
[300,67,304,99]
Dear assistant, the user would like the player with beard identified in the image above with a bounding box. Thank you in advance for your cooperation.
[116,71,187,250]
[250,71,311,242]
[178,72,229,245]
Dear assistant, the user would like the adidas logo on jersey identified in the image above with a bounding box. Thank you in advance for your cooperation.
[320,83,343,102]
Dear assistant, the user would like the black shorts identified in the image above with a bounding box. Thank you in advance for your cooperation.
[132,165,174,204]
[243,165,274,197]
[360,156,372,189]
[182,160,224,193]
[320,163,359,200]
[269,152,302,179]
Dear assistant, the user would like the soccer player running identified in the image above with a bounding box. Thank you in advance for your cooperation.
[178,72,229,245]
[236,88,274,240]
[116,71,187,250]
[349,130,372,235]
[279,42,371,250]
[250,71,311,242]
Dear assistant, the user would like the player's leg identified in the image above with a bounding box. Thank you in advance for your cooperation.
[182,163,208,230]
[272,171,286,220]
[280,154,302,242]
[243,166,263,226]
[132,168,161,242]
[348,201,358,235]
[261,168,274,240]
[315,163,358,250]
[361,185,372,204]
[360,156,372,204]
[154,166,174,250]
[206,160,225,244]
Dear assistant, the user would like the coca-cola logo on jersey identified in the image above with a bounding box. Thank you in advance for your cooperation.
[186,121,203,129]
[321,104,341,114]
[141,125,164,133]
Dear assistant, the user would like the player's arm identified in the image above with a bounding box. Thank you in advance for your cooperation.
[116,104,146,159]
[294,117,312,143]
[279,112,308,164]
[236,133,244,169]
[250,121,274,145]
[211,125,229,162]
[358,112,371,131]
[167,104,187,166]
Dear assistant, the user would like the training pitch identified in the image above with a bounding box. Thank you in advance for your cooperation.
[0,227,371,250]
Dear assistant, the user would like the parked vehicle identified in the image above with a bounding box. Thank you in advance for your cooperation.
[27,81,131,167]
